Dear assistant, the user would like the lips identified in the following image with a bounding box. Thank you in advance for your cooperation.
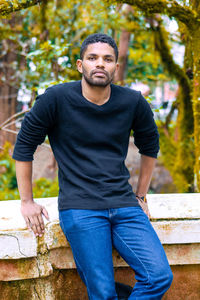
[92,70,107,76]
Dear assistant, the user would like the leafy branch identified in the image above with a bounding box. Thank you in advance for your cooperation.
[114,0,200,29]
[0,0,42,16]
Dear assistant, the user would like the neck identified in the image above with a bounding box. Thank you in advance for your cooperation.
[81,77,111,105]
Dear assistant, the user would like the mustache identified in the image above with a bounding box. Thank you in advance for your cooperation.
[91,70,108,76]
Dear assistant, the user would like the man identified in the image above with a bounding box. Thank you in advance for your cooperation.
[13,33,173,299]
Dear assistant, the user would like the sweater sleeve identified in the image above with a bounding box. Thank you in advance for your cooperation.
[132,92,159,158]
[12,87,57,161]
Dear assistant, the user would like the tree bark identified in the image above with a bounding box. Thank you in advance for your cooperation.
[0,16,25,146]
[114,30,130,84]
[0,42,18,145]
[113,4,133,85]
[151,19,194,191]
[191,27,200,191]
[116,0,199,28]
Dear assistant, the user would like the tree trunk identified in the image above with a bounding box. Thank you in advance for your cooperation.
[114,30,130,84]
[151,19,194,192]
[114,5,132,85]
[191,28,200,191]
[0,16,25,146]
[0,41,18,146]
[190,0,200,191]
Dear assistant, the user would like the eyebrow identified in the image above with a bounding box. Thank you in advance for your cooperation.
[87,53,115,59]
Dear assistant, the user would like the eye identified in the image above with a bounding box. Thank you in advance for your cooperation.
[88,56,95,61]
[105,58,113,62]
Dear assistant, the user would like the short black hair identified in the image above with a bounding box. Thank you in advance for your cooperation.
[80,33,118,61]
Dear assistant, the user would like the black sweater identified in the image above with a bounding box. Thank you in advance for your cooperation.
[13,81,159,210]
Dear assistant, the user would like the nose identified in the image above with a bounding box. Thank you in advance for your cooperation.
[96,57,105,68]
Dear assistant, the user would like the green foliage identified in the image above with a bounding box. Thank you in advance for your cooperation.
[0,143,59,201]
[0,142,19,200]
[33,177,59,198]
[158,122,178,176]
[0,0,197,193]
[0,0,170,91]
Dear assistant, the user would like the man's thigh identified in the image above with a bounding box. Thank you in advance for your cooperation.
[111,206,171,283]
[59,209,117,298]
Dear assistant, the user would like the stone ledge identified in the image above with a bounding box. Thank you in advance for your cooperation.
[152,220,200,244]
[0,194,200,282]
[1,219,200,260]
[1,194,200,231]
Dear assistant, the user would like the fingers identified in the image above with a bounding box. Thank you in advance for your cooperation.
[28,215,44,237]
[28,207,48,237]
[41,207,49,220]
[21,202,49,237]
[25,216,31,230]
[37,213,45,231]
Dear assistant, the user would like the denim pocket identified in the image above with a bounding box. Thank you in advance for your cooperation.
[59,209,100,233]
[59,209,75,234]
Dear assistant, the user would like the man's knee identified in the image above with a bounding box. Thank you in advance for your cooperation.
[164,268,173,289]
[150,266,173,291]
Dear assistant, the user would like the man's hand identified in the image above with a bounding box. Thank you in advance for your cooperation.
[21,201,49,237]
[136,196,150,219]
[15,161,49,237]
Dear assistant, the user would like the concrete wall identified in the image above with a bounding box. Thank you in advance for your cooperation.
[0,194,200,299]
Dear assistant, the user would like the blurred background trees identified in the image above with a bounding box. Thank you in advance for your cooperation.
[0,0,200,197]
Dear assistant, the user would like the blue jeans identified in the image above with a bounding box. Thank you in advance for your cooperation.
[59,207,173,300]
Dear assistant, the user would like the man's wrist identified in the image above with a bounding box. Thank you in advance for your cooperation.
[21,198,34,203]
[135,195,147,202]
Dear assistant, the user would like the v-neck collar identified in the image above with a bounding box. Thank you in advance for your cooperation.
[79,81,114,109]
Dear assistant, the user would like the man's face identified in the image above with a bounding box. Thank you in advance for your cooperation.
[77,42,119,87]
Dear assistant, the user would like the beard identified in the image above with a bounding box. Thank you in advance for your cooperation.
[82,67,115,87]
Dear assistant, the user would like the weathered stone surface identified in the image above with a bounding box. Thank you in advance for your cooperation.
[148,193,200,219]
[0,197,58,231]
[49,248,76,269]
[0,257,39,281]
[45,221,69,250]
[36,253,53,278]
[0,265,200,300]
[0,194,200,299]
[0,253,53,281]
[152,220,200,244]
[163,265,200,300]
[0,230,37,259]
[164,244,200,265]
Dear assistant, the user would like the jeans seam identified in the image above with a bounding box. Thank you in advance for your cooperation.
[72,252,92,300]
[59,213,92,300]
[113,229,150,285]
[59,213,64,232]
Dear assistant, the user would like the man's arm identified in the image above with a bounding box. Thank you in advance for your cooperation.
[16,160,49,236]
[135,154,156,218]
[131,93,159,217]
[13,88,57,236]
[136,154,156,197]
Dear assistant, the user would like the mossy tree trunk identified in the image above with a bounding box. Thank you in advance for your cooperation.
[151,19,194,191]
[190,28,200,191]
[0,0,41,16]
[114,0,200,191]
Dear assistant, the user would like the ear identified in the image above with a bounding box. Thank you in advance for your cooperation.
[115,62,119,72]
[76,59,83,74]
